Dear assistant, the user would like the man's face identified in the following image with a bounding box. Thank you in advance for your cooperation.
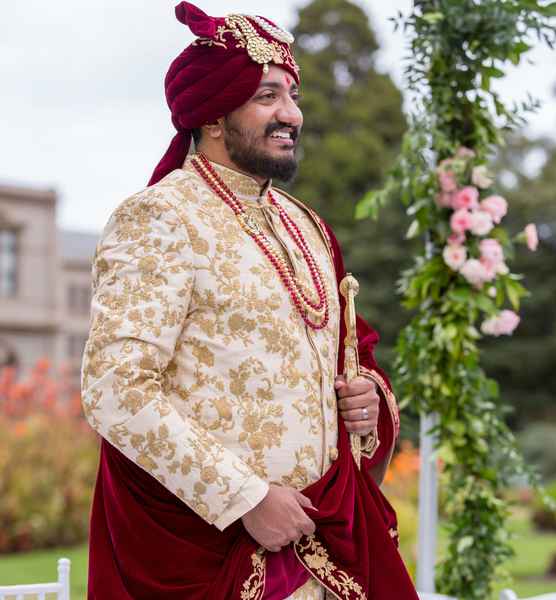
[222,65,303,183]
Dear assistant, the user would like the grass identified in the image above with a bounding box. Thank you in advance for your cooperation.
[491,509,556,598]
[0,511,554,599]
[0,544,88,599]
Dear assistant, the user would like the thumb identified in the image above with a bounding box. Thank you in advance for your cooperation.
[295,491,318,511]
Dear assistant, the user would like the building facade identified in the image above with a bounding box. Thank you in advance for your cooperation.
[0,183,98,377]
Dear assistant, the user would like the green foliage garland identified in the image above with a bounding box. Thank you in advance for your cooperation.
[356,1,556,598]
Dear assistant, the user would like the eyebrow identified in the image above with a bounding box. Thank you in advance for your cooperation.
[257,81,299,93]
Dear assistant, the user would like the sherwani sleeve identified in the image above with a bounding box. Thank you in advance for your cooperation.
[81,192,269,531]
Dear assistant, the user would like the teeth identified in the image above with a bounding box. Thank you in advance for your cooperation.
[271,130,292,139]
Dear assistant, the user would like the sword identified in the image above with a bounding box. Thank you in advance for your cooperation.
[339,273,376,469]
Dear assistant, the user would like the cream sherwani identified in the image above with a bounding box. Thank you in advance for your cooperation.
[82,156,371,599]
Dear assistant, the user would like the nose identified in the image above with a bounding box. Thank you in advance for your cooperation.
[276,96,303,129]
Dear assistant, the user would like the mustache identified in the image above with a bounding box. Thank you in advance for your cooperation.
[264,121,300,142]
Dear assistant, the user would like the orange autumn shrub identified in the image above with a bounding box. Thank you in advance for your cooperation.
[383,439,421,505]
[0,360,98,553]
[382,440,421,575]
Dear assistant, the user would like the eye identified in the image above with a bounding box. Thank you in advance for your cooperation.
[291,93,302,104]
[259,92,276,101]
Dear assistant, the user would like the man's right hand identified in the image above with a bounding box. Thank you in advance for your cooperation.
[241,484,317,552]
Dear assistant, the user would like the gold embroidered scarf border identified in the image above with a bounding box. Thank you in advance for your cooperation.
[240,548,266,600]
[359,366,400,439]
[293,534,368,600]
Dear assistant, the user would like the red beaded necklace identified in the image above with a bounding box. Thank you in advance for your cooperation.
[191,153,329,330]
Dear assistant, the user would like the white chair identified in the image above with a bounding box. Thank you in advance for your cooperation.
[418,593,458,600]
[0,558,70,600]
[500,591,556,600]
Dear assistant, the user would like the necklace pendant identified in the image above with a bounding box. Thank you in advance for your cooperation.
[242,213,261,235]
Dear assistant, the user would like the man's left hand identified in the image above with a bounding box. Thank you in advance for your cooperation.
[335,375,380,436]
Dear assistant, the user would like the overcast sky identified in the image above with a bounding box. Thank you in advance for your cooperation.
[1,1,554,234]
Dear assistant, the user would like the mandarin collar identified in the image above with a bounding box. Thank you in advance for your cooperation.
[185,154,271,202]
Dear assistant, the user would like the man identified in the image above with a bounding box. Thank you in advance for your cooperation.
[81,3,418,599]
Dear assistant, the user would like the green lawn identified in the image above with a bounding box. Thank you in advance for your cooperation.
[0,512,554,599]
[0,544,88,599]
[490,511,556,598]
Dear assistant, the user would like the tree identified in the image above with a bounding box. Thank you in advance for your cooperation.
[289,0,410,368]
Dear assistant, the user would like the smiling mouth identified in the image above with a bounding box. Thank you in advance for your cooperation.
[269,137,295,147]
[267,126,298,146]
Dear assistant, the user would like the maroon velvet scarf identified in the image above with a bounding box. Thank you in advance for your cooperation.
[87,224,418,599]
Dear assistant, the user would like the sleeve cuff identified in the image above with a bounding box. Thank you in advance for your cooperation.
[213,474,270,531]
[358,368,380,459]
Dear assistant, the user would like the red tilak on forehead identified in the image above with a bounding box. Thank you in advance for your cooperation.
[285,74,292,87]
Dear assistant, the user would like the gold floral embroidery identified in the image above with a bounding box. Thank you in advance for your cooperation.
[192,25,233,50]
[192,16,300,76]
[240,548,266,600]
[81,157,342,532]
[294,535,367,600]
[280,445,319,488]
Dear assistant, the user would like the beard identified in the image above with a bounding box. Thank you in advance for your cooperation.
[223,116,299,183]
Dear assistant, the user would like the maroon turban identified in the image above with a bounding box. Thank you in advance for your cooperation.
[148,3,301,185]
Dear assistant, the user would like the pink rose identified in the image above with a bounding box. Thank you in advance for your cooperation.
[448,232,466,245]
[443,244,467,271]
[525,223,538,251]
[438,170,457,193]
[471,165,494,189]
[460,258,491,288]
[455,146,476,159]
[480,195,508,224]
[479,238,505,280]
[481,310,520,336]
[469,210,494,236]
[435,191,455,208]
[453,186,480,210]
[450,208,473,234]
[480,259,507,281]
[479,238,504,267]
[497,310,520,334]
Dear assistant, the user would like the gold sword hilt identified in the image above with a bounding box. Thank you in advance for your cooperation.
[339,273,362,468]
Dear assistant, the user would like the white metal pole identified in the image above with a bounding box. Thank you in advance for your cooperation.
[416,411,439,593]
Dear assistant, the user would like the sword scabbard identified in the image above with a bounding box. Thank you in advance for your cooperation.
[339,273,363,468]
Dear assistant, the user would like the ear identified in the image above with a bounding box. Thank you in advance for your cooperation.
[203,120,223,139]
